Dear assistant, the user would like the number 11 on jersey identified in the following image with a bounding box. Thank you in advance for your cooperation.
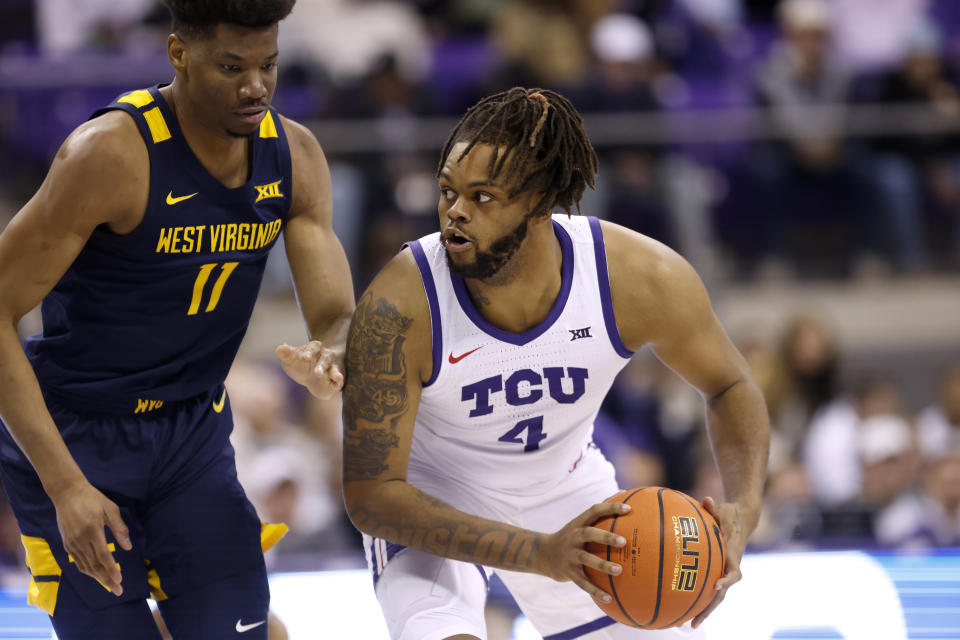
[188,262,238,315]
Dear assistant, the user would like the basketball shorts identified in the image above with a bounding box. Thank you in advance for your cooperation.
[364,446,707,639]
[0,385,271,637]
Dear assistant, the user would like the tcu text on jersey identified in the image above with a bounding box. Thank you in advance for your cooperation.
[461,367,589,417]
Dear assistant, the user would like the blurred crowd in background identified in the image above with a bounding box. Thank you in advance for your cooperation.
[1,0,960,599]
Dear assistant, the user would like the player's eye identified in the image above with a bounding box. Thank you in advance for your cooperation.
[221,64,241,73]
[440,188,456,201]
[476,192,492,203]
[261,63,277,71]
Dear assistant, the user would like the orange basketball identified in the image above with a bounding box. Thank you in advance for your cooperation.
[584,487,725,629]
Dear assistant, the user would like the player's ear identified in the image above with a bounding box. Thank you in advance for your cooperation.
[167,33,188,73]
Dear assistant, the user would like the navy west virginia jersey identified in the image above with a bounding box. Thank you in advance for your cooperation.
[24,85,292,414]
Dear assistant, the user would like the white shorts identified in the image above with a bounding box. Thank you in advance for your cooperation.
[363,447,707,640]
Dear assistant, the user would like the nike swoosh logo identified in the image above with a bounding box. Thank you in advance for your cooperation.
[235,619,266,633]
[448,346,483,364]
[212,388,227,413]
[166,191,198,205]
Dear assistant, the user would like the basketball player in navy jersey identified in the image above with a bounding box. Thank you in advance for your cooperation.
[338,88,769,639]
[0,1,353,638]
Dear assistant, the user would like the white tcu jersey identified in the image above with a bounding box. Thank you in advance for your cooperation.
[405,215,633,517]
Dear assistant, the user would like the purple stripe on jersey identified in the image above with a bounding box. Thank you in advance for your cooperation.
[371,539,408,586]
[368,537,489,591]
[587,217,633,359]
[542,616,617,640]
[450,221,573,346]
[475,564,489,589]
[408,241,443,387]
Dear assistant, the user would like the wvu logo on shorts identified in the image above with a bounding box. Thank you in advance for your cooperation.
[671,516,700,592]
[254,179,283,203]
[134,398,165,414]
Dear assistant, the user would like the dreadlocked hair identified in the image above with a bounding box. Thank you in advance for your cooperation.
[437,87,598,217]
[164,0,296,40]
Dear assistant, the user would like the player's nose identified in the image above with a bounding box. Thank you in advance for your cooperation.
[446,196,471,223]
[239,73,268,101]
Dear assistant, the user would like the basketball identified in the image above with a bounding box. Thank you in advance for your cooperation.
[584,487,725,629]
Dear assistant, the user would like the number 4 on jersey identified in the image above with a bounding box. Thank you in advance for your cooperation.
[499,416,547,452]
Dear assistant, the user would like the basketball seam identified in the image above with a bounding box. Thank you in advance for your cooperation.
[657,492,715,629]
[645,488,666,628]
[606,488,646,628]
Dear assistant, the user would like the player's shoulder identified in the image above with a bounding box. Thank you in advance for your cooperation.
[278,114,323,159]
[355,246,433,370]
[365,247,426,315]
[597,219,698,296]
[44,111,148,226]
[58,110,146,171]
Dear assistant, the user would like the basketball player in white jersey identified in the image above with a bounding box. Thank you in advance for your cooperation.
[340,88,770,640]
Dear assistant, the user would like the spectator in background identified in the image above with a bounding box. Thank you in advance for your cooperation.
[582,13,674,246]
[489,0,602,90]
[916,365,960,458]
[864,18,960,271]
[831,0,930,73]
[226,360,353,560]
[278,0,431,88]
[36,0,156,55]
[762,315,840,466]
[857,414,921,541]
[873,452,960,548]
[749,0,874,275]
[803,377,903,510]
[597,350,704,494]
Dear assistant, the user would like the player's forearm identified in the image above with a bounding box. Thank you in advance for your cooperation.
[705,377,769,530]
[345,480,547,574]
[306,306,353,353]
[0,323,86,499]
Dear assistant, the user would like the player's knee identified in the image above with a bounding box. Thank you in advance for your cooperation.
[267,611,288,640]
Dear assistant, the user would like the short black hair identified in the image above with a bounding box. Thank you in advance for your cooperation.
[163,0,296,39]
[438,87,598,217]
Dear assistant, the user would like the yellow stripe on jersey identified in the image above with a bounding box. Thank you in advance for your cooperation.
[143,558,169,601]
[259,111,278,138]
[142,106,172,143]
[118,89,155,108]
[261,522,289,552]
[21,535,62,616]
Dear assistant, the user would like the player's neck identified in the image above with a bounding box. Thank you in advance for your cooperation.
[463,224,563,334]
[161,83,252,189]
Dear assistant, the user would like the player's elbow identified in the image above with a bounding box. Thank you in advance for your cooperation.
[342,479,384,535]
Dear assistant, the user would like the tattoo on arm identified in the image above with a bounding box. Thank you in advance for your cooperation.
[349,500,543,572]
[342,293,544,572]
[343,292,414,481]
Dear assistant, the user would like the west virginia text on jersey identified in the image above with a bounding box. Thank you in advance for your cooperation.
[155,220,283,254]
[24,85,293,413]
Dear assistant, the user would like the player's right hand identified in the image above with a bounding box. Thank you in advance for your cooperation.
[537,501,630,604]
[51,481,132,596]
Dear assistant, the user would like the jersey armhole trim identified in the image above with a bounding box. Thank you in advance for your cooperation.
[407,241,442,387]
[587,217,634,359]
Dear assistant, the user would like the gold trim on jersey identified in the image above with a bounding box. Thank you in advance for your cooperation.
[117,89,172,144]
[118,89,155,109]
[259,111,278,138]
[21,535,62,615]
[142,107,172,143]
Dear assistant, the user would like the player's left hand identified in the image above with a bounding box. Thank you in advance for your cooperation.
[691,496,751,628]
[275,340,345,399]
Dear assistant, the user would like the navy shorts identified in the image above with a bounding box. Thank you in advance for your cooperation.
[0,385,270,638]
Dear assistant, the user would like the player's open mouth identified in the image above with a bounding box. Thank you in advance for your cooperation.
[443,229,473,253]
